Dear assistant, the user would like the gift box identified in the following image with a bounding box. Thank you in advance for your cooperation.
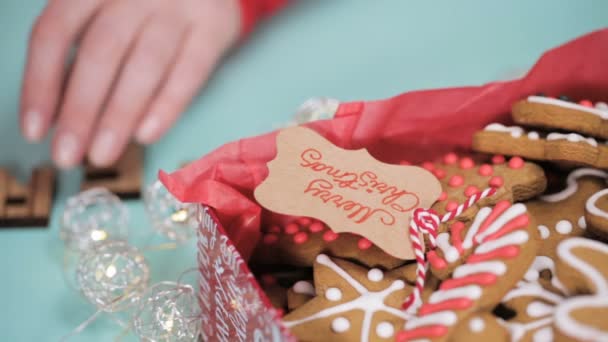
[161,29,608,341]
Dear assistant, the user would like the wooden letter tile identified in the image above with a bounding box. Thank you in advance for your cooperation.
[0,166,55,227]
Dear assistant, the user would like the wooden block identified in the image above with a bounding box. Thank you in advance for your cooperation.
[0,166,56,227]
[81,143,143,199]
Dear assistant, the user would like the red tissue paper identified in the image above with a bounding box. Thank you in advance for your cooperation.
[160,29,608,260]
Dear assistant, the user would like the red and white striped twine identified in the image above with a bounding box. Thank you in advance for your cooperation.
[402,187,497,312]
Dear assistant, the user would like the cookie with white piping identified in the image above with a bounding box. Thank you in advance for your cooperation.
[287,280,316,311]
[585,188,608,241]
[397,201,538,342]
[451,312,509,342]
[472,123,608,169]
[423,152,546,223]
[525,168,607,259]
[512,95,608,139]
[283,255,417,341]
[251,217,406,269]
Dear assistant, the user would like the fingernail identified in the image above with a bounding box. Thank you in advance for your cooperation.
[90,129,117,166]
[23,110,44,141]
[55,132,81,168]
[135,115,160,144]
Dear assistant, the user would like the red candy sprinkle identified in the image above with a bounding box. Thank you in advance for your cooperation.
[508,156,524,169]
[478,164,493,176]
[464,185,479,197]
[263,234,279,245]
[459,157,474,169]
[489,176,504,188]
[580,99,593,107]
[358,238,372,250]
[261,274,276,285]
[323,231,339,242]
[448,175,464,187]
[445,201,459,212]
[491,155,505,164]
[422,162,435,171]
[437,191,447,201]
[293,232,309,244]
[308,221,325,233]
[443,153,458,165]
[433,169,447,179]
[268,225,281,233]
[296,217,312,226]
[285,223,299,235]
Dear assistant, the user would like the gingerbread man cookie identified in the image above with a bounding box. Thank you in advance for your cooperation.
[252,217,406,269]
[525,168,607,259]
[472,123,608,169]
[283,255,417,341]
[398,201,538,341]
[512,95,608,139]
[423,152,546,220]
[585,188,608,241]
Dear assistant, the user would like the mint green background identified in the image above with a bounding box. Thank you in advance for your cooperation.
[0,1,606,340]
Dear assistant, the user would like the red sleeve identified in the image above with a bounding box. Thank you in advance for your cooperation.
[238,0,289,38]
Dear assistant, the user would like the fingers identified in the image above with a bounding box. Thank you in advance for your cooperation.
[51,1,148,168]
[20,0,102,142]
[134,27,229,144]
[88,15,188,166]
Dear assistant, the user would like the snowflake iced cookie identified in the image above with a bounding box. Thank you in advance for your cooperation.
[585,188,608,241]
[501,237,608,341]
[472,123,608,169]
[397,201,538,341]
[512,95,608,139]
[252,218,406,269]
[525,168,607,259]
[282,255,417,341]
[423,153,546,220]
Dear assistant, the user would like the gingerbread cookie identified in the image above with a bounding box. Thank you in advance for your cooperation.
[398,201,538,341]
[288,280,315,311]
[450,312,509,342]
[585,188,608,241]
[525,168,607,259]
[512,95,608,139]
[252,217,406,269]
[283,254,417,341]
[423,152,546,220]
[553,237,608,341]
[472,123,608,169]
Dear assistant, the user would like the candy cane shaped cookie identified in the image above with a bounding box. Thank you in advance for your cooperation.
[585,188,608,241]
[397,201,538,341]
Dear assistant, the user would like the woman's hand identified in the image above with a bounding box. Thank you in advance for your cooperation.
[20,0,241,168]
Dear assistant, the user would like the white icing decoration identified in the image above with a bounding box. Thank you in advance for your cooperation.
[435,233,459,263]
[462,207,492,249]
[331,317,350,333]
[293,281,315,296]
[484,123,539,140]
[502,317,553,342]
[578,216,587,229]
[453,260,507,278]
[527,301,554,317]
[537,225,550,239]
[553,238,608,341]
[405,311,457,330]
[555,220,573,234]
[367,269,383,282]
[586,188,608,220]
[596,102,608,111]
[528,96,608,120]
[474,204,527,244]
[469,317,485,333]
[541,169,608,202]
[533,327,553,342]
[375,321,394,338]
[546,132,598,147]
[429,285,482,303]
[475,230,529,254]
[325,287,342,301]
[283,254,411,342]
